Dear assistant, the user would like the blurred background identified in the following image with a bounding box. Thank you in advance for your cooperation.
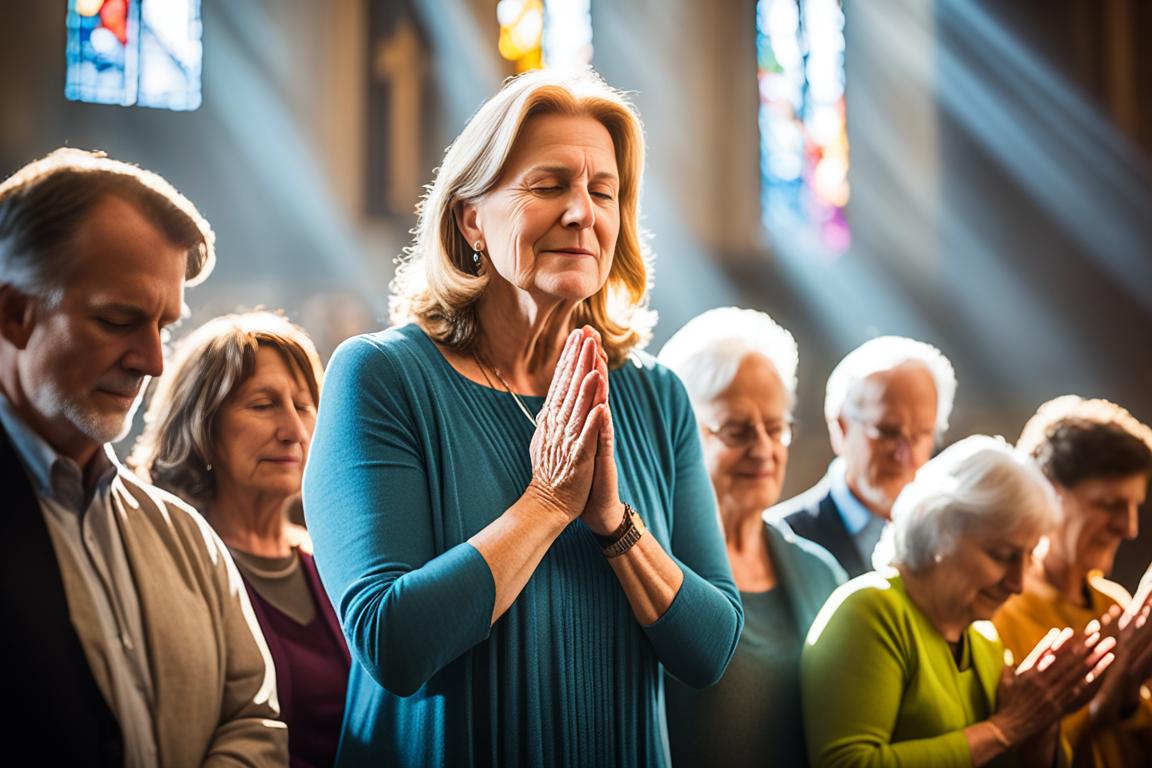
[2,0,1150,586]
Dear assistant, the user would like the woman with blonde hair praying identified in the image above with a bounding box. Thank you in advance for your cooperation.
[303,69,742,766]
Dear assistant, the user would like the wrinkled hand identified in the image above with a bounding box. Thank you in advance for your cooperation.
[528,328,608,522]
[579,336,621,537]
[992,625,1116,746]
[1089,579,1152,727]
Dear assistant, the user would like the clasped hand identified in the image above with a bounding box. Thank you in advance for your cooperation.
[527,326,622,536]
[992,622,1117,746]
[1087,571,1152,728]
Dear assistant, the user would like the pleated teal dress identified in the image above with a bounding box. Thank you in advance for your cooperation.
[303,324,743,767]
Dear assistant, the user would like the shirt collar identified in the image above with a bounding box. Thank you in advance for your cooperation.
[828,457,875,535]
[0,392,117,510]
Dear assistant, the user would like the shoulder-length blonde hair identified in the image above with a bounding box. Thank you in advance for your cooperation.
[130,311,324,509]
[390,68,654,367]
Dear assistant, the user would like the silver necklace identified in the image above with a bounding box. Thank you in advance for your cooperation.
[473,350,539,427]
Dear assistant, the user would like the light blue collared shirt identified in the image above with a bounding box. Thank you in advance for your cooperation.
[0,394,158,767]
[828,457,887,569]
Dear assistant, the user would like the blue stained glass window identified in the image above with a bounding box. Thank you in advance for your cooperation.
[757,0,850,253]
[66,0,202,111]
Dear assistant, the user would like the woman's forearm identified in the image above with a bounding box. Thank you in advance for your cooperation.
[607,512,741,688]
[965,719,1057,768]
[469,482,574,624]
[606,527,685,625]
[964,720,1011,767]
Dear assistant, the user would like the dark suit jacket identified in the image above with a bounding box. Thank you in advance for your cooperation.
[766,468,871,578]
[0,424,124,765]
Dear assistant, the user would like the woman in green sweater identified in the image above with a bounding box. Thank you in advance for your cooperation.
[803,435,1116,767]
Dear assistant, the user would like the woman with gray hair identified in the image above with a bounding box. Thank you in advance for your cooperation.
[658,307,845,767]
[803,436,1116,767]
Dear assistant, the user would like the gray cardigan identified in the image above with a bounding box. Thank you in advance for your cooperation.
[53,458,288,766]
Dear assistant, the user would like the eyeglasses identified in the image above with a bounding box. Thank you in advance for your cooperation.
[704,418,793,449]
[845,413,936,451]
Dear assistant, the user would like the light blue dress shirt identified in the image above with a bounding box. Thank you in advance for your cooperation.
[828,457,887,571]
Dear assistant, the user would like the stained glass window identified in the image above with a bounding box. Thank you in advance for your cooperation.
[497,0,592,72]
[541,0,593,69]
[498,0,544,72]
[757,0,850,253]
[66,0,203,111]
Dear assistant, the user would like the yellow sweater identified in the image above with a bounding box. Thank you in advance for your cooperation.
[993,572,1152,767]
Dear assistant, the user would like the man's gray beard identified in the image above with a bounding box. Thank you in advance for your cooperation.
[38,381,147,446]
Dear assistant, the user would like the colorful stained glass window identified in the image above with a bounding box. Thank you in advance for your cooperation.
[497,0,592,72]
[757,0,850,253]
[66,0,203,111]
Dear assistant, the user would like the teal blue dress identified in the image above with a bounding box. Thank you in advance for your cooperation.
[302,324,743,767]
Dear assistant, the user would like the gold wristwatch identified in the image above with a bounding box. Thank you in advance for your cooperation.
[596,503,646,558]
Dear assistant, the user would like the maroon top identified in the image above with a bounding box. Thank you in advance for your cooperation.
[243,550,350,768]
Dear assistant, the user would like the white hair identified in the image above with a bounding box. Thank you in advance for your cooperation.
[657,307,798,411]
[824,335,956,436]
[881,435,1059,571]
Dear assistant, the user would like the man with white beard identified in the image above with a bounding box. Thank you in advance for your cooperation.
[769,336,956,577]
[0,149,286,766]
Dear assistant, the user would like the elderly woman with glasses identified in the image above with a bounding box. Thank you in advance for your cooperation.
[302,69,742,767]
[803,436,1117,768]
[658,307,846,767]
[994,396,1152,767]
